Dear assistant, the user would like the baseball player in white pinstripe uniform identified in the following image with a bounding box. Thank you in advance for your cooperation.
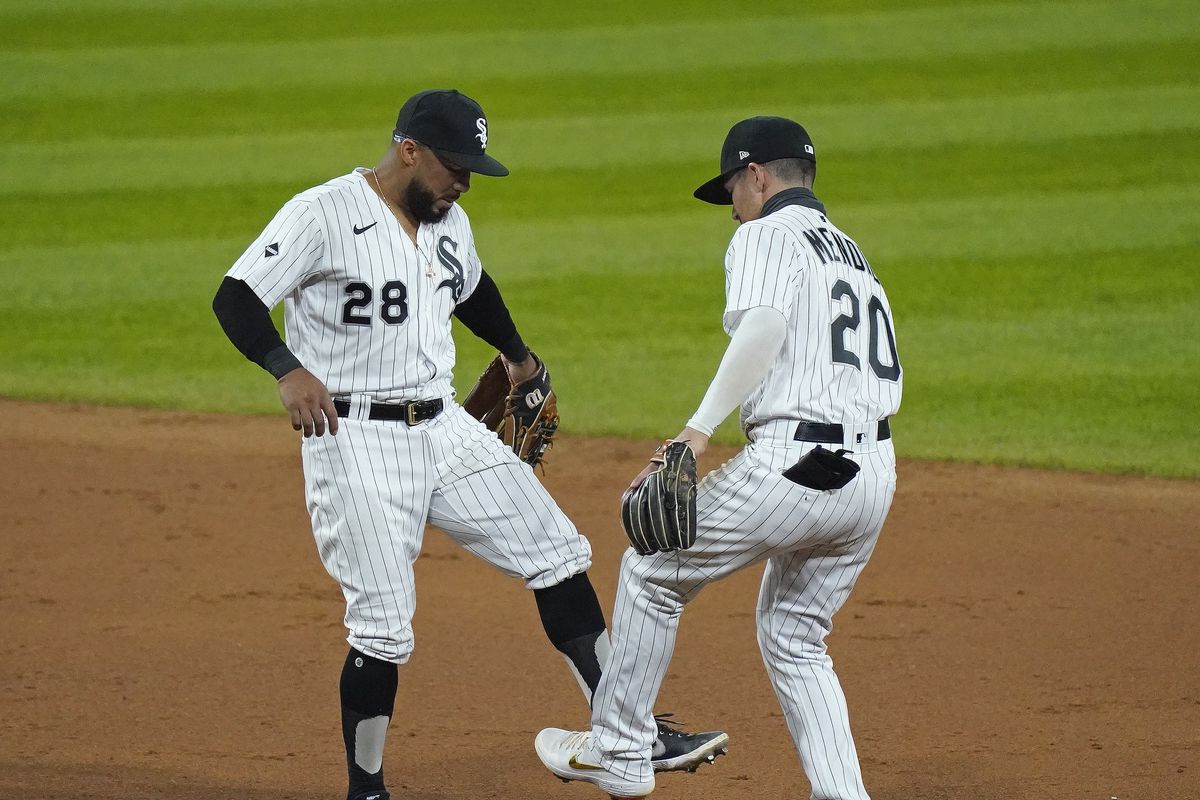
[536,117,902,798]
[212,89,725,800]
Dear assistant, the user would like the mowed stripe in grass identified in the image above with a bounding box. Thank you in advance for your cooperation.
[8,39,1199,143]
[3,1,1195,100]
[4,127,1197,250]
[893,242,1196,474]
[0,0,982,48]
[4,177,1197,287]
[6,84,1199,195]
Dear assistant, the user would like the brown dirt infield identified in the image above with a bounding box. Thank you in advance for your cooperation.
[1,400,1197,800]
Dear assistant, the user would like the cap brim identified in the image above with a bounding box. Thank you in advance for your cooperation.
[434,148,509,177]
[693,169,737,205]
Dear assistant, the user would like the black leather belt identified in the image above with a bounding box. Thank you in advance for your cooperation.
[794,419,891,444]
[332,398,444,425]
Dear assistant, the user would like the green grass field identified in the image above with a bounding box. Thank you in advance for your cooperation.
[1,0,1197,477]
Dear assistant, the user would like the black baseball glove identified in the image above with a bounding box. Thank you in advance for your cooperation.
[620,441,698,555]
[462,353,559,468]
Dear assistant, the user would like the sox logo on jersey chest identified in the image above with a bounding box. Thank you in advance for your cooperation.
[435,235,465,302]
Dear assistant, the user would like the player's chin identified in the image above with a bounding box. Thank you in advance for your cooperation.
[418,203,453,224]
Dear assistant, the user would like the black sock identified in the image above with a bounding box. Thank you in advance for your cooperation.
[534,572,608,700]
[340,648,398,800]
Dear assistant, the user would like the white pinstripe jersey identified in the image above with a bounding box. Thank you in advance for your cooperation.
[227,169,482,401]
[725,202,903,429]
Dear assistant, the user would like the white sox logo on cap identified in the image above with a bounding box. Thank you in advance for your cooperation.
[392,90,508,176]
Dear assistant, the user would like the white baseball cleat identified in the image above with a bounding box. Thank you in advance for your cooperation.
[534,728,655,798]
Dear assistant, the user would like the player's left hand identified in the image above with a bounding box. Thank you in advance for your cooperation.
[627,429,709,493]
[673,427,710,458]
[462,352,559,467]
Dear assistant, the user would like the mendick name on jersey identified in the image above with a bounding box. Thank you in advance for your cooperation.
[800,225,875,277]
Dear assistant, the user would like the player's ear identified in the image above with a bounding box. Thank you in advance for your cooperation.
[397,138,420,167]
[749,163,770,195]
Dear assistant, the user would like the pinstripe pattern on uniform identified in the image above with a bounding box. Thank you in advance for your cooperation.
[232,170,591,667]
[227,170,484,403]
[724,206,902,431]
[302,412,434,663]
[428,407,592,590]
[302,403,591,663]
[754,449,894,798]
[591,439,896,793]
[584,198,901,797]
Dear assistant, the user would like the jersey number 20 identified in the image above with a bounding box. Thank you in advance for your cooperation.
[342,280,408,326]
[830,279,900,381]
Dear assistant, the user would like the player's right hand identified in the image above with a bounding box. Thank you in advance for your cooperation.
[277,368,339,437]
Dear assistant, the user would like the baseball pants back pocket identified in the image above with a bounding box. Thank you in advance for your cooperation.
[781,446,861,491]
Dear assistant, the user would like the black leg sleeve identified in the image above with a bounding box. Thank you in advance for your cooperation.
[340,649,398,800]
[534,572,608,698]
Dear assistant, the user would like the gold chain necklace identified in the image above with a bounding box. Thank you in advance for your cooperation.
[369,168,396,211]
[370,168,433,277]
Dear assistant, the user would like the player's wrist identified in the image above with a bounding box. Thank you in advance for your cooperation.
[496,331,530,366]
[264,345,303,381]
[501,351,539,384]
[673,426,710,455]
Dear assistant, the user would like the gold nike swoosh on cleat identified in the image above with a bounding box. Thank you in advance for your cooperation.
[568,754,606,771]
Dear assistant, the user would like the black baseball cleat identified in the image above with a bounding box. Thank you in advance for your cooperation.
[347,791,389,800]
[650,713,730,773]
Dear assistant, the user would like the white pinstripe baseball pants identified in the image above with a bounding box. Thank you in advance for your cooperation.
[589,432,896,799]
[301,399,593,664]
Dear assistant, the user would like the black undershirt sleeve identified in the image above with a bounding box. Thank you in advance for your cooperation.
[211,276,302,379]
[453,269,530,363]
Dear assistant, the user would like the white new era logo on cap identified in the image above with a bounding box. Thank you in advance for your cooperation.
[805,144,814,154]
[738,150,750,160]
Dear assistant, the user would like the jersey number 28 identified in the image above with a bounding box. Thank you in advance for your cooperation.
[830,279,901,381]
[342,280,408,326]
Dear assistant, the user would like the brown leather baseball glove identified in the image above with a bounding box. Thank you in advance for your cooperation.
[462,353,559,468]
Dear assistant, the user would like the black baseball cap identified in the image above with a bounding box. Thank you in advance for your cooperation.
[393,89,509,177]
[693,116,816,204]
